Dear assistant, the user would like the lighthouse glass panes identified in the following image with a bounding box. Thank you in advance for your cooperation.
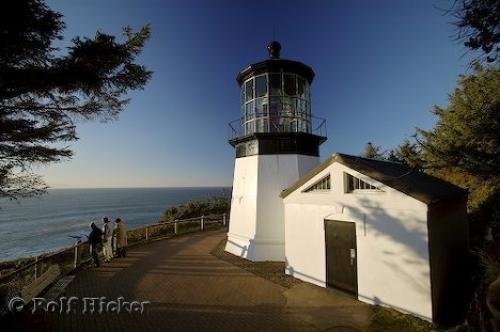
[241,73,311,135]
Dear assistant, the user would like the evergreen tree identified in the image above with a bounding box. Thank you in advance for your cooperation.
[388,139,425,171]
[0,0,152,199]
[417,64,499,210]
[361,142,385,160]
[417,65,499,181]
[449,0,500,63]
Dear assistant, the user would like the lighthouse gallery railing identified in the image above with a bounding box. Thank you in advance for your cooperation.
[228,112,327,141]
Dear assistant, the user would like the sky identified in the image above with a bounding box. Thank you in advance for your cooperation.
[40,0,472,188]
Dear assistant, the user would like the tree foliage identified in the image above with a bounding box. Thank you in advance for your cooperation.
[374,64,499,211]
[416,64,499,183]
[361,142,385,160]
[161,195,231,222]
[387,139,425,171]
[450,0,500,63]
[0,0,152,199]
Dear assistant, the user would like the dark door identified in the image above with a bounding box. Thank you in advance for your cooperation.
[325,220,358,296]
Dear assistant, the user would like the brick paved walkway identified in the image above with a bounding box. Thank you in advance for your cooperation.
[12,230,371,331]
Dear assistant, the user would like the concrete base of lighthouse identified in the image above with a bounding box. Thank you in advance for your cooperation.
[225,154,319,261]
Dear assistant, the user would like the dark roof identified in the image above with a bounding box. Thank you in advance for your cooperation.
[236,59,315,85]
[280,153,467,204]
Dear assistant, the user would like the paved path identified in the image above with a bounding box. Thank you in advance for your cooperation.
[15,230,372,331]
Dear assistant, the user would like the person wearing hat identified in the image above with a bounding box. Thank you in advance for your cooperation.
[88,222,103,267]
[114,218,128,257]
[101,217,113,262]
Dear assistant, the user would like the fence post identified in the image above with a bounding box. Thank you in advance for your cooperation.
[34,256,39,280]
[145,226,149,241]
[174,220,178,235]
[73,241,79,268]
[201,215,204,231]
[223,213,226,226]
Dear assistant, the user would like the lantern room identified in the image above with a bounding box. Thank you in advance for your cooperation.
[239,70,312,136]
[234,41,318,137]
[229,41,326,158]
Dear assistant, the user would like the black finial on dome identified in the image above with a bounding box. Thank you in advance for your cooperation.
[267,41,281,59]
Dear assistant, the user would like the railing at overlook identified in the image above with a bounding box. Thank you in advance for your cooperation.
[0,213,229,309]
[228,113,327,141]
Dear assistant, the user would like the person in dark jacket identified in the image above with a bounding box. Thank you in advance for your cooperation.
[88,222,103,267]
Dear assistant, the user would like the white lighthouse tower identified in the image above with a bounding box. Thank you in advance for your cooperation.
[225,42,327,261]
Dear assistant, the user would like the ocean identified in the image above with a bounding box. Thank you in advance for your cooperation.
[0,187,230,262]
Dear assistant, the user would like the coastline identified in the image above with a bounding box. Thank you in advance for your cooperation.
[0,187,231,262]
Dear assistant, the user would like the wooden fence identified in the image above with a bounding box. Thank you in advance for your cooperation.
[0,213,228,311]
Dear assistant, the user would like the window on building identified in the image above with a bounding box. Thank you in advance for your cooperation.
[282,96,295,113]
[345,173,380,192]
[245,79,253,101]
[297,77,306,98]
[284,74,297,96]
[244,101,254,121]
[269,73,282,95]
[268,96,281,132]
[255,97,268,115]
[240,73,312,135]
[240,84,245,105]
[303,174,331,192]
[255,75,267,98]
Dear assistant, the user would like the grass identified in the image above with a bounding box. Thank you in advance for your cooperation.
[365,306,435,332]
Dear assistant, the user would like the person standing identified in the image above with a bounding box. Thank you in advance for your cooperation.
[102,217,113,262]
[110,217,116,255]
[114,218,128,257]
[88,222,103,267]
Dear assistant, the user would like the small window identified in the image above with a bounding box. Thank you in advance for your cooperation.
[245,79,254,101]
[245,101,254,121]
[245,122,254,135]
[345,173,380,192]
[240,85,245,105]
[268,96,281,115]
[256,118,267,132]
[255,97,268,116]
[255,75,267,98]
[284,74,297,96]
[303,174,331,192]
[297,77,306,98]
[282,96,295,114]
[269,73,282,95]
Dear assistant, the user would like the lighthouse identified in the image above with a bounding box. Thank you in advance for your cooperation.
[225,41,327,261]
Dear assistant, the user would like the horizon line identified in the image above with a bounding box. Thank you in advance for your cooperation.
[48,185,232,190]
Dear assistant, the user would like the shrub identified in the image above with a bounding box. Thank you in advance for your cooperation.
[161,194,230,222]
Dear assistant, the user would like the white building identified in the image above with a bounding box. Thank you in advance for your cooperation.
[226,42,469,324]
[225,41,326,261]
[280,153,468,322]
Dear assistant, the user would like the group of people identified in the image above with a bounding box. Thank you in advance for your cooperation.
[88,217,128,267]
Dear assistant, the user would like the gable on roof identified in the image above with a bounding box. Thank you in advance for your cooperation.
[280,153,467,204]
[302,174,331,192]
[344,172,381,192]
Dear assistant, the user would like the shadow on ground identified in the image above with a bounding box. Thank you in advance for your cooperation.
[2,230,432,332]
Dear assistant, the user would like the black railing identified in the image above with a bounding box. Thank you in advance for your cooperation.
[228,113,327,141]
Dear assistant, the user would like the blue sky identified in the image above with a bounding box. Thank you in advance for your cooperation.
[41,0,470,188]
